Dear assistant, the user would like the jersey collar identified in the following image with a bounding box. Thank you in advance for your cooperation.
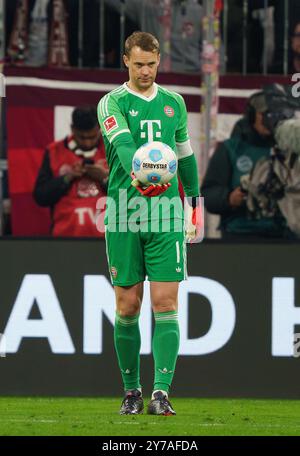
[123,82,158,102]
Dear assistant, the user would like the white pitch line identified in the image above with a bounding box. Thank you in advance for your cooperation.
[1,419,299,430]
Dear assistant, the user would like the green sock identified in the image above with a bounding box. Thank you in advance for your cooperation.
[152,311,180,394]
[114,313,141,392]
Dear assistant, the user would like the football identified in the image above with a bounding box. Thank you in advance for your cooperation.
[132,141,178,185]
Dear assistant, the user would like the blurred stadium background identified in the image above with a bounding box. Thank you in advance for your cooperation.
[0,0,300,437]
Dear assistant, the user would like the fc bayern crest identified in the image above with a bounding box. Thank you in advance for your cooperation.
[111,267,118,278]
[164,106,174,117]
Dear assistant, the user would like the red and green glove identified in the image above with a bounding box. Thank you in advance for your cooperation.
[131,173,171,197]
[185,197,204,243]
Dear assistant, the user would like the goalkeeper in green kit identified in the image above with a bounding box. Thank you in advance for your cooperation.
[97,31,201,415]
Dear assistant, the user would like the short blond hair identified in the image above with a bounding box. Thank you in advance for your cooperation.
[124,31,160,57]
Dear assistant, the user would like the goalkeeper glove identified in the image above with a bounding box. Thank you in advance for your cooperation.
[185,196,204,243]
[131,173,171,197]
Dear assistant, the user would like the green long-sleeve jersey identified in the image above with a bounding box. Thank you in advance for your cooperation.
[97,82,199,226]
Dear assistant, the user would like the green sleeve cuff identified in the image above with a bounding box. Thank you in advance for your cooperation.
[113,133,137,176]
[178,154,200,197]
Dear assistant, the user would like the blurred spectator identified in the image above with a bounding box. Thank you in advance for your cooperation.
[33,106,108,237]
[6,0,71,67]
[5,0,136,68]
[243,118,300,239]
[270,0,300,74]
[290,22,300,73]
[79,0,136,68]
[105,0,204,73]
[201,91,289,239]
[226,0,264,73]
[26,0,50,67]
[226,0,300,74]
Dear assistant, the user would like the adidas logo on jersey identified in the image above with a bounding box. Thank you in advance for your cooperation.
[129,109,139,117]
[176,267,182,273]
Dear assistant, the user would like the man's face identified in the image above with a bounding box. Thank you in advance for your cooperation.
[71,125,101,151]
[123,46,160,92]
[291,24,300,55]
[253,112,272,137]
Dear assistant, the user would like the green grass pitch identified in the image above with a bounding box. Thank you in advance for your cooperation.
[0,397,299,436]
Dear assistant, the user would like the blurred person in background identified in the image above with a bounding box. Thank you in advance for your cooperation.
[226,0,300,74]
[105,0,204,73]
[290,22,300,73]
[243,117,300,239]
[269,18,300,74]
[226,0,265,73]
[201,91,291,240]
[270,0,300,74]
[5,0,206,71]
[5,0,139,68]
[33,105,108,237]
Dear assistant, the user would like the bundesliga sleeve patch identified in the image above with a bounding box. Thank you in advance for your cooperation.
[104,115,118,133]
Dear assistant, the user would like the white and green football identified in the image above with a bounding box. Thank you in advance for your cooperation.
[132,141,178,185]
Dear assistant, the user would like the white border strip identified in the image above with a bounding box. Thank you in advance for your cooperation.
[6,76,118,92]
[176,241,180,264]
[5,76,259,98]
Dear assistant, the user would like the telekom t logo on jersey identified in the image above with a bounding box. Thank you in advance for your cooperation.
[140,120,162,142]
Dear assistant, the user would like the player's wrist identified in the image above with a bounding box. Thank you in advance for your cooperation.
[186,195,201,208]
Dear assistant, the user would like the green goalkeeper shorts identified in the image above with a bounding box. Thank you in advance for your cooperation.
[105,219,187,286]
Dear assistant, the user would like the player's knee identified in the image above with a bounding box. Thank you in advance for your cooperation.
[152,296,177,313]
[116,295,142,317]
[117,307,140,317]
